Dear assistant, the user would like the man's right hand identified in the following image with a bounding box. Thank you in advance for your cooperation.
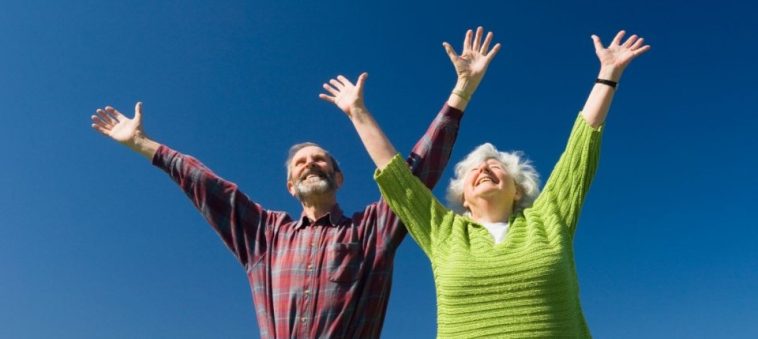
[91,101,159,160]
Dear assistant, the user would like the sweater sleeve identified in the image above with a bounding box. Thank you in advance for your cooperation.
[374,154,456,258]
[532,113,603,234]
[371,104,463,251]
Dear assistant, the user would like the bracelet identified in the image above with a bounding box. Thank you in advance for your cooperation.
[452,89,471,101]
[595,78,618,89]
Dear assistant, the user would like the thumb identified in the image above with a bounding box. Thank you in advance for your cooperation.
[356,72,368,94]
[442,42,458,64]
[591,34,603,53]
[134,101,143,124]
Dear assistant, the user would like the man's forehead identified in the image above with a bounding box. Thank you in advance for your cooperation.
[292,145,329,159]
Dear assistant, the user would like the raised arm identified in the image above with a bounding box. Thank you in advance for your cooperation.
[582,30,651,127]
[320,28,500,251]
[90,103,268,267]
[534,31,650,233]
[320,73,397,169]
[319,27,501,171]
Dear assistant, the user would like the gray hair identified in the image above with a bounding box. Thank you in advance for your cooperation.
[446,143,541,215]
[285,142,342,181]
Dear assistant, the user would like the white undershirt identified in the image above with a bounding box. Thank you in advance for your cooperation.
[480,221,509,244]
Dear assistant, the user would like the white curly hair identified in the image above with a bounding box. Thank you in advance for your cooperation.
[446,143,541,216]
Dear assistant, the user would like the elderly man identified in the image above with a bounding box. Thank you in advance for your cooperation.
[91,27,499,339]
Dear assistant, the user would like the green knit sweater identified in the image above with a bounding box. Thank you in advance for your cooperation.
[375,114,602,338]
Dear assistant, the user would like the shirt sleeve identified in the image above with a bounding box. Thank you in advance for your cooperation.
[152,145,273,268]
[375,155,456,258]
[372,104,463,250]
[531,113,603,235]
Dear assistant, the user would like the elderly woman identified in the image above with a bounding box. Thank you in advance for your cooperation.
[322,28,650,338]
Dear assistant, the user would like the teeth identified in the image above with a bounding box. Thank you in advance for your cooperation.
[477,177,494,185]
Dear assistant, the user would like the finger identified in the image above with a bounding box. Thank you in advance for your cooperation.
[442,42,458,64]
[105,106,125,121]
[330,79,345,90]
[96,109,114,126]
[630,37,645,50]
[134,102,143,125]
[480,31,493,54]
[337,75,354,88]
[323,83,339,96]
[462,29,472,52]
[356,72,368,95]
[611,30,626,46]
[472,26,483,51]
[91,115,111,130]
[623,34,638,48]
[91,123,111,136]
[591,34,604,53]
[633,44,651,57]
[485,43,501,61]
[318,93,335,103]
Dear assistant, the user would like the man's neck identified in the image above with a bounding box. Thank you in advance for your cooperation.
[300,195,338,222]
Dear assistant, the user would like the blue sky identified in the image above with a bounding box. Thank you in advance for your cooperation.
[1,0,756,338]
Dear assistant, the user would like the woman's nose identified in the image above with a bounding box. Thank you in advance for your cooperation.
[477,163,491,173]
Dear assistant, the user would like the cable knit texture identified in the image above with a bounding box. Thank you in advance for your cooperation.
[375,113,602,338]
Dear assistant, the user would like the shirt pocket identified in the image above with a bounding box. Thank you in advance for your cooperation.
[327,242,362,283]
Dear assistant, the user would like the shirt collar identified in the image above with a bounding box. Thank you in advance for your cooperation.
[295,204,345,229]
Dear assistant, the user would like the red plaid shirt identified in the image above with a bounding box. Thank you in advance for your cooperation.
[152,104,462,338]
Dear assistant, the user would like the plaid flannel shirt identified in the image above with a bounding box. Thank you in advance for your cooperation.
[152,104,462,338]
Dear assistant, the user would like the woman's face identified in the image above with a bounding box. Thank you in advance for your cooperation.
[462,158,520,210]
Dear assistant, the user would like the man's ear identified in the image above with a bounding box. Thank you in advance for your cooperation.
[335,171,344,189]
[287,179,297,197]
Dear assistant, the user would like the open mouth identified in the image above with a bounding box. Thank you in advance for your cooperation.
[300,170,326,182]
[475,176,498,186]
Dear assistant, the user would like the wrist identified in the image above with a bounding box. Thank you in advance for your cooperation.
[128,133,159,160]
[454,78,479,95]
[126,133,147,151]
[348,105,371,121]
[597,66,624,82]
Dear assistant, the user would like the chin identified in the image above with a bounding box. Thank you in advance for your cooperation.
[296,180,334,198]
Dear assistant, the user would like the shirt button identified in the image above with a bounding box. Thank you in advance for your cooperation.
[307,264,313,270]
[301,317,307,322]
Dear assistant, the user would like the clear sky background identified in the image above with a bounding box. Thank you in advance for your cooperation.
[1,0,756,338]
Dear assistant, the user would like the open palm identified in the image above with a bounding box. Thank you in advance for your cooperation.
[593,30,650,70]
[444,27,501,84]
[91,102,144,145]
[319,74,368,118]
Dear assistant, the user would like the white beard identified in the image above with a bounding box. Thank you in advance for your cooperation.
[294,173,336,199]
[295,178,331,198]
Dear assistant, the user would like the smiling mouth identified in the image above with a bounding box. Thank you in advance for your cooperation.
[475,176,498,186]
[300,171,326,182]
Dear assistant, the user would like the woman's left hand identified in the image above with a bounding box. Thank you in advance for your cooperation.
[592,30,651,81]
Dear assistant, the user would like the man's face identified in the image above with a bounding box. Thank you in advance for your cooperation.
[287,146,343,200]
